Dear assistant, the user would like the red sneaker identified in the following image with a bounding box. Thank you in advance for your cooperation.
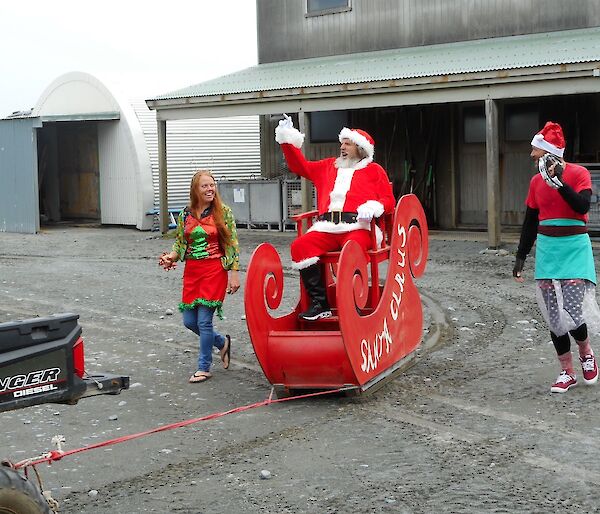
[580,354,598,385]
[550,371,577,393]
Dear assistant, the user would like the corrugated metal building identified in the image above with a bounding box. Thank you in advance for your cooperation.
[131,99,260,210]
[0,72,260,234]
[146,0,600,246]
[0,118,42,233]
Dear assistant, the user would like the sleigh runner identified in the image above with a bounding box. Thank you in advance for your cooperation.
[244,194,429,396]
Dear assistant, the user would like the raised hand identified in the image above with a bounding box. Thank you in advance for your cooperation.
[279,113,294,130]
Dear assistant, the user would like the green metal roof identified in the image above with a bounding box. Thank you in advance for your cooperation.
[152,27,600,101]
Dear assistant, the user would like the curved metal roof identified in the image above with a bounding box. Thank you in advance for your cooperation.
[152,27,600,101]
[32,72,155,230]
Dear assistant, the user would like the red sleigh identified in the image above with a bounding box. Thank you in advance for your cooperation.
[244,194,428,396]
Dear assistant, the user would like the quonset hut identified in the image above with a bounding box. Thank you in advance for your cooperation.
[0,72,259,233]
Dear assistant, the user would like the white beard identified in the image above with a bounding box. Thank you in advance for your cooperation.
[335,156,361,169]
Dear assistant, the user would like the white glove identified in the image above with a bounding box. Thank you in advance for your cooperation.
[357,201,384,222]
[357,204,376,222]
[274,113,305,148]
[278,113,294,130]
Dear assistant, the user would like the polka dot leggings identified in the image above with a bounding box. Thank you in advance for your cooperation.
[536,279,594,336]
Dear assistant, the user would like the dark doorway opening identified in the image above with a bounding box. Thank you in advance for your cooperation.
[38,121,100,224]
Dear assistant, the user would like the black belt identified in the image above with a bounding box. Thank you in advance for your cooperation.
[538,225,587,236]
[318,211,358,224]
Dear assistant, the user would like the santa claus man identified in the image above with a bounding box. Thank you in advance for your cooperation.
[275,115,395,321]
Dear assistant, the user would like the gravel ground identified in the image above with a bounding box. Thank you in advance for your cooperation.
[1,224,600,513]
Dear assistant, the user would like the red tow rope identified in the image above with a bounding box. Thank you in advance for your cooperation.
[14,387,347,470]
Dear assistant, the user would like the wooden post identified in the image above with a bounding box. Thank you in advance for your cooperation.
[485,99,501,248]
[449,105,458,228]
[158,119,168,234]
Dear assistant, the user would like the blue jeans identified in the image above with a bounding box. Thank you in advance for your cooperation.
[182,306,226,372]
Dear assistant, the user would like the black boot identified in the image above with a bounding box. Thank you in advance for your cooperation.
[299,264,332,321]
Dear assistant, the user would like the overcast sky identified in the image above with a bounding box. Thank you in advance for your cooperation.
[0,0,258,117]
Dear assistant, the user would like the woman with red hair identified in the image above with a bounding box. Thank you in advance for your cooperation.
[159,170,240,383]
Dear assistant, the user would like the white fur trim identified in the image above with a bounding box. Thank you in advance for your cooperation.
[329,167,355,211]
[339,127,374,159]
[292,256,319,270]
[358,200,385,218]
[353,157,372,169]
[308,221,382,246]
[328,161,375,210]
[531,133,564,158]
[276,125,305,148]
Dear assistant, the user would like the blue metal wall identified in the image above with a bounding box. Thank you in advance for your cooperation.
[0,118,41,233]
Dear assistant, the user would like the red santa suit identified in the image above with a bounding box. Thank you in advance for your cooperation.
[276,123,395,269]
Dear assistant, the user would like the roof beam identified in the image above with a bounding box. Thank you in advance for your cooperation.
[152,74,600,121]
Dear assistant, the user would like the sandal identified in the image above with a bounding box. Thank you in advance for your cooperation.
[220,335,231,370]
[189,371,212,383]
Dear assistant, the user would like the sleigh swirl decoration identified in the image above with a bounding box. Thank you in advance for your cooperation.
[244,194,428,393]
[336,194,428,385]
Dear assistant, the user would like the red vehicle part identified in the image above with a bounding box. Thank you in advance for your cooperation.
[244,194,428,395]
[73,336,85,378]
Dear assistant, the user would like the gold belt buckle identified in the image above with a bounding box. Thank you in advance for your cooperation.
[333,210,342,223]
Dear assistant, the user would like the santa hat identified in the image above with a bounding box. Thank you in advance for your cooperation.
[531,121,565,158]
[339,128,375,160]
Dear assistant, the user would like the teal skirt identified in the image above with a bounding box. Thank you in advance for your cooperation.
[534,219,596,284]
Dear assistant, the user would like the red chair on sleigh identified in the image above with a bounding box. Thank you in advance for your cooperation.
[244,193,428,397]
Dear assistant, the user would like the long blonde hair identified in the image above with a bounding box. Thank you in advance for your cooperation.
[189,170,231,250]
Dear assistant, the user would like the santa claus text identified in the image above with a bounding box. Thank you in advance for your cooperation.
[360,224,407,373]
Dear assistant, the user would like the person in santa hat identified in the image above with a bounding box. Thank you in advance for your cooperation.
[275,115,395,321]
[513,121,600,393]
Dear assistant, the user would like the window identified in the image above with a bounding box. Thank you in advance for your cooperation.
[463,106,486,143]
[505,104,538,141]
[310,111,349,143]
[307,0,350,16]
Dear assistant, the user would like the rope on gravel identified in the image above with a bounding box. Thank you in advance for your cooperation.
[13,386,351,470]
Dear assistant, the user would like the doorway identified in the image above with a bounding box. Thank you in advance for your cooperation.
[38,121,100,223]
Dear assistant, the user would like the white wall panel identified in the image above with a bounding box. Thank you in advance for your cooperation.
[98,121,138,225]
